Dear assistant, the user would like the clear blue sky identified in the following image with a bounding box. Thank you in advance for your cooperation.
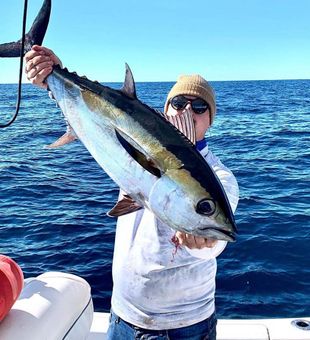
[0,0,309,83]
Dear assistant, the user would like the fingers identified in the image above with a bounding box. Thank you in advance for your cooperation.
[24,46,61,89]
[32,45,62,66]
[28,66,53,89]
[25,55,53,89]
[175,231,186,244]
[25,55,53,73]
[205,238,218,248]
[175,232,218,249]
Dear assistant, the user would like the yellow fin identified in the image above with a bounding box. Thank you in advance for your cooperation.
[107,194,142,217]
[46,130,77,148]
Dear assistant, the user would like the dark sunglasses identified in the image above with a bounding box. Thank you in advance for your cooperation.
[170,95,210,114]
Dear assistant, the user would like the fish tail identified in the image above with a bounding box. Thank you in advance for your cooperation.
[0,0,51,58]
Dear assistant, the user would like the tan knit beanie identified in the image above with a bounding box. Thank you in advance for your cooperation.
[164,74,216,124]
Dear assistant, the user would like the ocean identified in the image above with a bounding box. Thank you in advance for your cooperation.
[0,79,309,319]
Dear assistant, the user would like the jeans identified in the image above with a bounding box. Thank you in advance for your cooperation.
[106,310,217,340]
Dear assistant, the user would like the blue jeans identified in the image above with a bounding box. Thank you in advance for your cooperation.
[106,310,217,340]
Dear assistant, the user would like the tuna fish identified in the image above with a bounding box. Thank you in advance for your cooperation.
[0,0,238,241]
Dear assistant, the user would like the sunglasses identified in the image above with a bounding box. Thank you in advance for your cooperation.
[170,95,210,114]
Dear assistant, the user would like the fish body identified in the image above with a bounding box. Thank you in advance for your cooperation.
[0,0,238,241]
[46,66,237,241]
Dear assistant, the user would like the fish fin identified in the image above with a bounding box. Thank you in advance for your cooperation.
[107,194,143,217]
[46,129,77,148]
[0,0,51,57]
[115,130,161,177]
[121,63,137,99]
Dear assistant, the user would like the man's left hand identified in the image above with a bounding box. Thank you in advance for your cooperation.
[175,231,217,249]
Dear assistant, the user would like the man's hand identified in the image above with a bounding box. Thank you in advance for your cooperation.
[175,231,217,249]
[24,45,62,89]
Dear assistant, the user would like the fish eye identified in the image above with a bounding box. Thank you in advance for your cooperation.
[196,199,216,216]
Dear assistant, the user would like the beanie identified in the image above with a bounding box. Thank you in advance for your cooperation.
[164,74,216,124]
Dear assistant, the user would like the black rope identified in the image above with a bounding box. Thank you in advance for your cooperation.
[0,0,28,128]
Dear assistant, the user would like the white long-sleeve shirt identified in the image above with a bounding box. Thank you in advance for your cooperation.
[111,144,239,330]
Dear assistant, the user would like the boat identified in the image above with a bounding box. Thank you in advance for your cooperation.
[0,270,309,340]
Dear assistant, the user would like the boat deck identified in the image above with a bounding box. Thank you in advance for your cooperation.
[88,312,310,340]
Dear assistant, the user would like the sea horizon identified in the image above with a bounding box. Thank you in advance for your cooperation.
[0,77,310,86]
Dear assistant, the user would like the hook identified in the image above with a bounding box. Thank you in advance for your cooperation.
[0,0,28,128]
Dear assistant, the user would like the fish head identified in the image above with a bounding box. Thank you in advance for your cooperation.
[148,168,237,242]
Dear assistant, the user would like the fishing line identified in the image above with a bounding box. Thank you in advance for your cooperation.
[0,0,28,128]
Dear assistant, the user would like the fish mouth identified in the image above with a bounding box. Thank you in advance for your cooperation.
[198,227,236,242]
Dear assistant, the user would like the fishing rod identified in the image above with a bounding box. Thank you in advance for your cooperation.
[0,0,28,128]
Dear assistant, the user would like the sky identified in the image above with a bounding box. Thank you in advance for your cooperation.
[0,0,309,83]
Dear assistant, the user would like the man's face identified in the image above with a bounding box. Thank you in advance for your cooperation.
[166,95,211,142]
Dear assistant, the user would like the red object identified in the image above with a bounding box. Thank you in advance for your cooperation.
[0,255,24,322]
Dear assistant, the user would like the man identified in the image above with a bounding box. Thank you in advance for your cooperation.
[25,46,239,339]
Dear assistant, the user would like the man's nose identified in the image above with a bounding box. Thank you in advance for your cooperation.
[182,102,192,112]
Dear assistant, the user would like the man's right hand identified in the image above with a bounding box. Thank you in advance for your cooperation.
[24,45,62,89]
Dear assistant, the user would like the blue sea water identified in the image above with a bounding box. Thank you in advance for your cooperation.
[0,79,309,319]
